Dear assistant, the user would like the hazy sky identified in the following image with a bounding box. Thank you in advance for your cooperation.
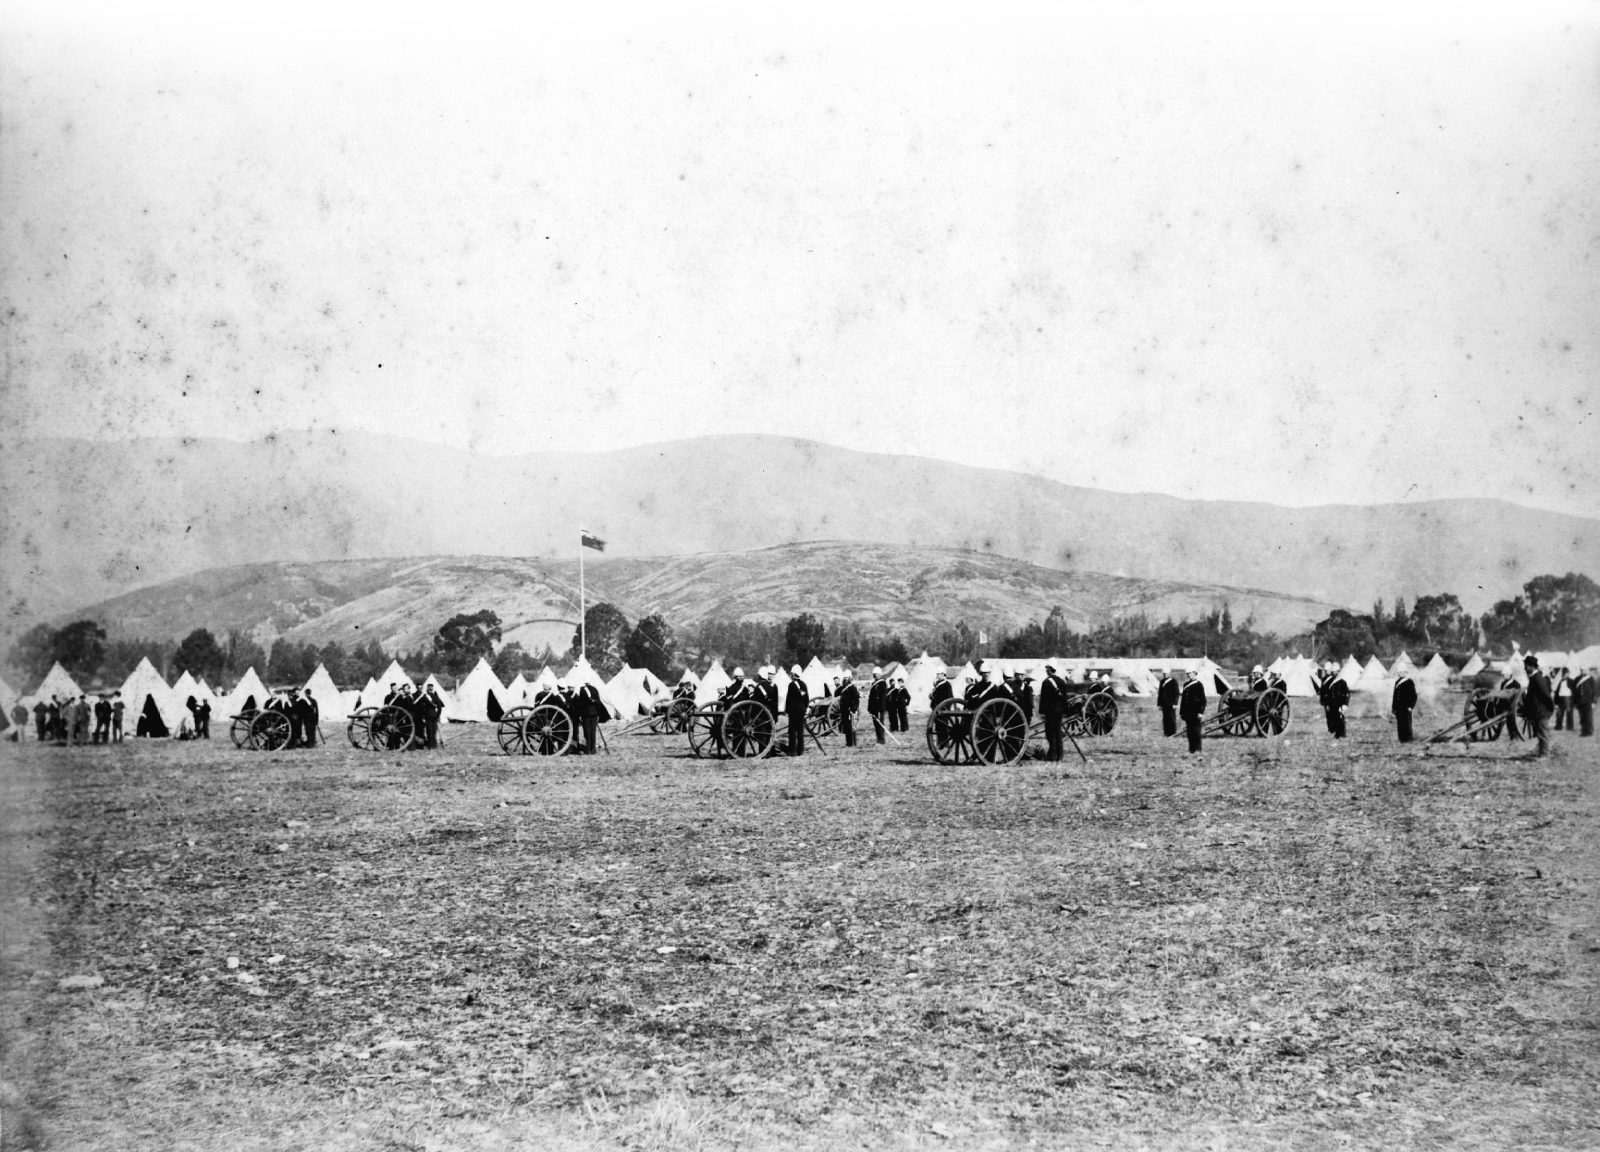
[3,2,1597,514]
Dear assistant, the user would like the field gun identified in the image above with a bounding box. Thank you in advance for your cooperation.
[1198,685,1291,739]
[1425,684,1524,744]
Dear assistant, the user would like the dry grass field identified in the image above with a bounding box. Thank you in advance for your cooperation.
[3,693,1597,1151]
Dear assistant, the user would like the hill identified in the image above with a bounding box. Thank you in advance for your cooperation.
[52,544,1341,655]
[4,432,1595,636]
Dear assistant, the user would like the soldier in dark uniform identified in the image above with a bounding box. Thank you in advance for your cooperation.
[1323,673,1351,739]
[837,672,859,747]
[1014,674,1035,723]
[1156,671,1179,737]
[1573,667,1595,737]
[1391,671,1418,743]
[1179,669,1207,753]
[574,681,609,754]
[1038,663,1067,761]
[889,677,911,732]
[929,671,953,711]
[759,667,780,716]
[94,695,113,744]
[1250,665,1270,693]
[283,689,305,748]
[295,690,320,748]
[1522,655,1555,757]
[111,692,125,742]
[867,668,889,744]
[423,684,445,747]
[196,696,212,739]
[33,700,48,741]
[784,664,809,756]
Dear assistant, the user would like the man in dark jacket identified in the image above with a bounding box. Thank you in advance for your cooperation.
[889,678,911,732]
[867,668,889,744]
[1574,667,1595,737]
[575,682,610,754]
[111,693,125,742]
[1391,672,1418,743]
[1038,663,1067,761]
[1522,655,1555,757]
[784,664,809,756]
[1323,673,1351,738]
[837,672,860,747]
[33,700,48,741]
[94,695,113,744]
[1179,670,1207,753]
[1156,671,1179,737]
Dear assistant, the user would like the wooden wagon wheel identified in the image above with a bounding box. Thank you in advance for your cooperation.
[1082,693,1118,736]
[497,706,535,755]
[230,711,258,749]
[369,704,416,751]
[665,698,695,734]
[248,709,292,751]
[971,697,1028,766]
[804,699,835,740]
[1254,688,1290,737]
[347,706,378,750]
[723,698,777,758]
[1476,693,1507,742]
[1218,695,1257,737]
[524,703,574,756]
[687,707,722,758]
[926,699,973,764]
[1462,690,1489,742]
[1064,698,1091,738]
[1501,696,1524,741]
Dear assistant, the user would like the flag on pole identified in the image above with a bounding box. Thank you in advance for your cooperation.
[580,529,606,552]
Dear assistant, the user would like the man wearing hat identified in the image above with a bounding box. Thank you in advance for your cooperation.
[1573,667,1595,737]
[1156,670,1179,738]
[1323,669,1351,739]
[929,670,953,711]
[784,664,809,756]
[837,670,859,747]
[1038,663,1067,761]
[1522,654,1555,757]
[1179,669,1207,753]
[867,667,889,744]
[889,677,911,733]
[758,666,780,716]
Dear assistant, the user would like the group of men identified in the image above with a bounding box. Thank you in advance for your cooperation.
[1153,669,1211,752]
[380,682,447,749]
[1510,656,1595,757]
[530,681,612,753]
[21,694,126,744]
[256,687,326,748]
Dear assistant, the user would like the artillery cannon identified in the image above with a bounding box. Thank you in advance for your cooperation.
[496,698,582,756]
[1059,680,1120,737]
[1426,685,1524,744]
[686,696,779,759]
[925,695,1033,766]
[1198,686,1291,738]
[806,696,843,740]
[229,708,293,751]
[347,704,421,751]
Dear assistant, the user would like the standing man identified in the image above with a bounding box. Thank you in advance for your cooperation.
[1391,669,1418,743]
[93,695,113,744]
[837,671,859,747]
[73,696,91,745]
[423,683,445,747]
[1039,663,1067,762]
[867,667,889,744]
[33,700,48,741]
[196,696,212,739]
[889,677,911,733]
[1573,667,1595,737]
[110,692,125,743]
[1156,670,1179,737]
[1522,654,1555,758]
[1554,669,1572,732]
[296,690,320,748]
[784,664,809,757]
[759,666,780,717]
[1179,669,1207,754]
[9,701,27,742]
[929,671,953,711]
[1323,670,1351,739]
[575,681,609,754]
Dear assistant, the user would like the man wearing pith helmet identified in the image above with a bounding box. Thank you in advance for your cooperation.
[784,663,809,756]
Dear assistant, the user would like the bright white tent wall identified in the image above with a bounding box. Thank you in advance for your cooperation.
[1274,656,1320,698]
[1337,656,1364,687]
[357,677,385,709]
[677,668,701,687]
[171,670,201,705]
[303,665,347,720]
[560,656,628,718]
[420,674,455,710]
[534,666,561,690]
[902,652,948,712]
[1458,653,1485,678]
[23,662,84,707]
[217,667,271,717]
[449,659,509,722]
[377,660,414,695]
[505,673,532,705]
[195,676,217,701]
[121,657,188,734]
[951,662,979,692]
[0,674,18,720]
[800,657,832,698]
[1569,645,1600,670]
[696,660,731,705]
[1361,656,1389,681]
[606,667,667,718]
[1421,653,1453,684]
[1389,651,1419,677]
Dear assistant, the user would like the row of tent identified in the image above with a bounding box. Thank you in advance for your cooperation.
[6,643,1597,739]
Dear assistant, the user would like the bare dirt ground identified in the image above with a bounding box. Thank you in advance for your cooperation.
[2,694,1597,1151]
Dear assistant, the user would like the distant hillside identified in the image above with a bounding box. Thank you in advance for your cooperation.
[4,432,1596,639]
[54,543,1341,654]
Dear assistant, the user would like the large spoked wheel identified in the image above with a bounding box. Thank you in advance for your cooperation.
[1255,689,1290,736]
[230,711,258,749]
[723,699,777,759]
[1501,698,1524,741]
[1218,696,1257,737]
[665,698,695,734]
[370,705,416,751]
[1064,701,1090,739]
[1463,691,1488,742]
[687,708,721,758]
[1082,693,1118,736]
[1476,694,1508,742]
[804,699,838,740]
[347,707,377,750]
[971,697,1028,766]
[497,706,535,755]
[523,704,574,756]
[926,699,974,764]
[248,709,292,751]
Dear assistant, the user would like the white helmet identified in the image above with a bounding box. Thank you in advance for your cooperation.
[732,667,745,679]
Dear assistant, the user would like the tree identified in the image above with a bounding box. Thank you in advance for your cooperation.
[873,635,910,666]
[490,641,538,682]
[624,614,677,681]
[783,612,827,668]
[1410,593,1474,651]
[1481,572,1600,650]
[53,620,107,681]
[6,623,57,684]
[432,610,503,676]
[173,628,225,681]
[222,630,268,680]
[572,603,630,678]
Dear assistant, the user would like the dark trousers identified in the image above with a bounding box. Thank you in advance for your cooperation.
[1326,707,1345,738]
[1560,702,1574,731]
[870,710,885,743]
[1527,711,1551,756]
[1043,713,1063,761]
[1554,702,1568,730]
[1579,704,1594,737]
[1184,716,1202,753]
[581,715,597,754]
[1160,706,1177,737]
[787,713,804,756]
[1396,709,1413,743]
[840,713,855,747]
[111,719,122,743]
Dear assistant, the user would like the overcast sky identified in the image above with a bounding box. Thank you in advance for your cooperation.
[3,2,1596,514]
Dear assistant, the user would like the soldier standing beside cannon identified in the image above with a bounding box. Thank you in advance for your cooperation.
[1573,668,1595,737]
[1156,670,1179,737]
[1522,655,1555,757]
[575,681,610,754]
[784,664,809,756]
[837,671,859,747]
[867,668,889,743]
[1039,663,1067,761]
[889,677,911,732]
[1391,670,1418,743]
[1322,671,1350,738]
[1179,669,1206,753]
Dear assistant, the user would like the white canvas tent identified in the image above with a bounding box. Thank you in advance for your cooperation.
[420,674,454,710]
[1336,655,1364,686]
[696,660,732,704]
[1361,655,1388,680]
[357,676,386,709]
[449,658,509,722]
[800,656,833,699]
[1421,653,1452,683]
[1271,655,1320,697]
[677,668,701,688]
[504,672,532,705]
[171,670,201,705]
[606,666,667,718]
[1458,653,1485,678]
[121,657,188,736]
[0,674,18,730]
[378,659,414,694]
[24,662,84,706]
[302,664,347,721]
[902,651,949,712]
[1569,645,1600,672]
[560,656,628,718]
[1389,651,1419,677]
[950,661,980,691]
[217,667,272,718]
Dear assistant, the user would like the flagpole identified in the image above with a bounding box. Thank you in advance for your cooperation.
[579,527,586,659]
